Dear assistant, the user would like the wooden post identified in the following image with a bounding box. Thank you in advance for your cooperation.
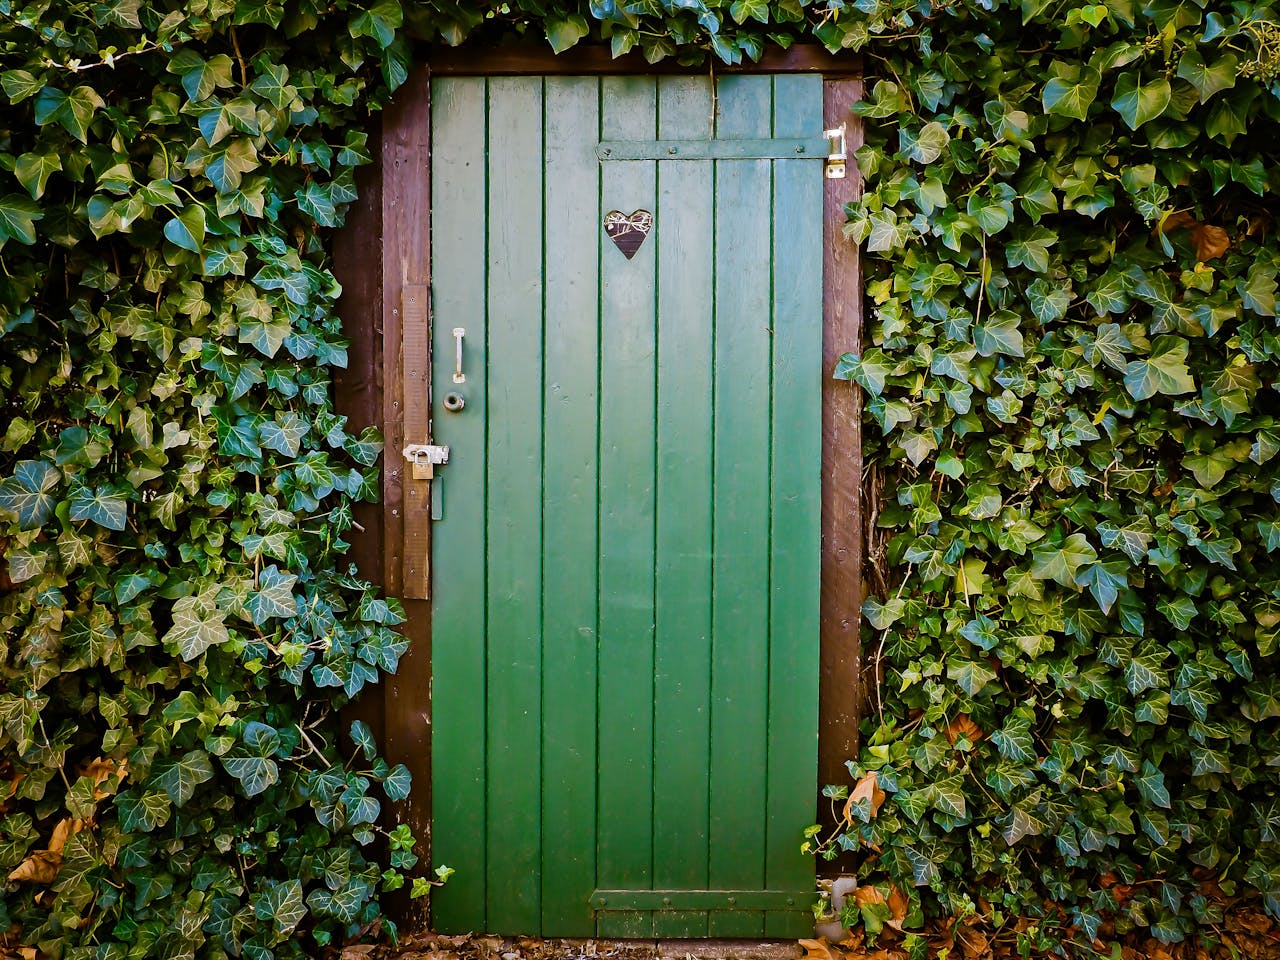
[818,74,865,838]
[380,64,434,931]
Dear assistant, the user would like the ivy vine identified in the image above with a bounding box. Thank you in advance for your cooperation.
[2,0,1279,953]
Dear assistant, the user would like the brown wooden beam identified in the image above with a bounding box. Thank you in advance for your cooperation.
[334,127,389,758]
[817,75,864,866]
[380,64,434,932]
[428,43,860,76]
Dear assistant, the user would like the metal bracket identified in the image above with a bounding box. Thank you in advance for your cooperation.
[402,443,450,480]
[825,123,847,180]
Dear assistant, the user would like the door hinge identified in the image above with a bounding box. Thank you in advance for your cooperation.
[825,123,847,180]
[402,443,449,480]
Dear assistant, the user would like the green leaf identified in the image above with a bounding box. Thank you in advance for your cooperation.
[164,205,206,254]
[384,764,412,801]
[261,879,307,934]
[1135,761,1171,809]
[947,659,998,696]
[999,800,1049,845]
[545,14,590,53]
[863,596,905,631]
[222,755,280,796]
[258,413,310,458]
[177,54,234,102]
[1,70,44,104]
[116,790,172,833]
[150,750,215,807]
[1110,72,1171,130]
[246,565,299,625]
[350,720,377,760]
[33,85,104,142]
[0,461,60,530]
[901,121,950,164]
[834,348,895,395]
[69,485,129,531]
[0,194,43,247]
[1027,278,1070,323]
[163,594,230,661]
[973,311,1025,357]
[14,152,61,200]
[1030,533,1098,586]
[1176,50,1237,103]
[1123,335,1195,400]
[1043,66,1101,120]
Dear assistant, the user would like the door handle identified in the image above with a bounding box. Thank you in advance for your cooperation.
[453,327,466,384]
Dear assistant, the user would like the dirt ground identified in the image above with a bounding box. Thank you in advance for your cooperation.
[340,906,1280,960]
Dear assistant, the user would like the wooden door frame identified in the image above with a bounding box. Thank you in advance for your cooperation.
[332,47,864,931]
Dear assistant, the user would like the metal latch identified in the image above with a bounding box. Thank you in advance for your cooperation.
[403,443,449,480]
[825,123,847,180]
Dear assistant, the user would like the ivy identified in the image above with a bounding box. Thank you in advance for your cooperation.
[4,0,1280,951]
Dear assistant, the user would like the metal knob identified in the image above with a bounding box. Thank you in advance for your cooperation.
[443,392,466,412]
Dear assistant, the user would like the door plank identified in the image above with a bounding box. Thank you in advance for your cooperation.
[484,76,546,934]
[708,73,774,939]
[541,75,602,937]
[652,74,716,940]
[596,75,659,940]
[765,74,824,939]
[429,76,490,935]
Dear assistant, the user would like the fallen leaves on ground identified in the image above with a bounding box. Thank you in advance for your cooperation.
[336,900,1280,960]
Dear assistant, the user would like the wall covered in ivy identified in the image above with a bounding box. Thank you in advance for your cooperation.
[1,0,1279,954]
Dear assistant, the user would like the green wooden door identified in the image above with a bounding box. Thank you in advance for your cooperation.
[429,73,824,938]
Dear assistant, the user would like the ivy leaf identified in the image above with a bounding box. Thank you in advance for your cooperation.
[246,565,299,625]
[1030,533,1098,586]
[1027,278,1070,323]
[1176,50,1237,103]
[1135,761,1172,809]
[258,879,307,934]
[901,121,950,164]
[999,800,1049,845]
[163,595,230,661]
[350,720,377,760]
[222,756,280,797]
[1,70,44,104]
[164,205,206,255]
[834,348,894,395]
[384,764,412,801]
[1110,72,1171,130]
[116,790,172,833]
[545,14,590,53]
[973,311,1025,357]
[0,461,60,530]
[1123,335,1195,400]
[14,152,61,200]
[33,85,104,142]
[1042,65,1101,120]
[0,194,44,247]
[150,750,215,807]
[258,414,310,458]
[947,659,998,695]
[69,485,129,531]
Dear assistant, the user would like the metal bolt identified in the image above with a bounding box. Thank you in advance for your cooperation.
[602,148,612,156]
[595,897,607,908]
[668,146,677,155]
[727,896,737,906]
[662,897,672,907]
[786,898,795,906]
[796,145,805,153]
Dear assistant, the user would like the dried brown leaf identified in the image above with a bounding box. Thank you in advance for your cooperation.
[8,850,61,885]
[944,714,983,745]
[1192,223,1230,261]
[844,774,885,823]
[798,937,839,960]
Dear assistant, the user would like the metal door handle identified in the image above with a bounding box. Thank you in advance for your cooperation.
[452,327,466,384]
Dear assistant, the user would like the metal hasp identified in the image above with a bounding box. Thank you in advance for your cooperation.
[825,123,847,179]
[403,442,450,480]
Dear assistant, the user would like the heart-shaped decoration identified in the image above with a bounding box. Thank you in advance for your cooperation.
[604,209,653,260]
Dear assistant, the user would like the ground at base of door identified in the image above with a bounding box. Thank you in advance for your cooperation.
[330,905,1280,960]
